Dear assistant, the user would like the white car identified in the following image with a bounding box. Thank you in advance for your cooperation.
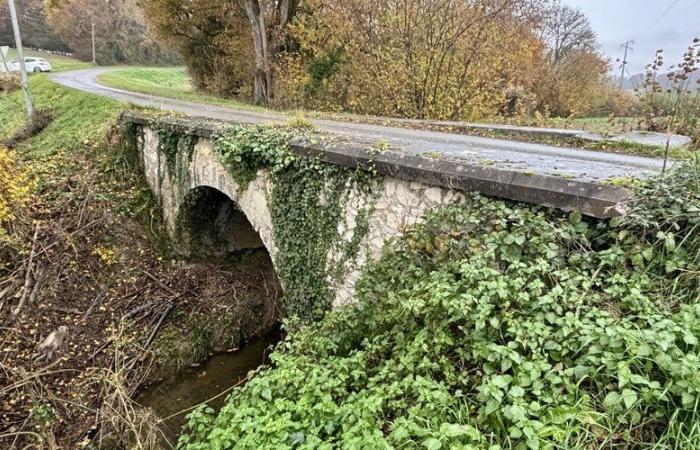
[8,57,52,73]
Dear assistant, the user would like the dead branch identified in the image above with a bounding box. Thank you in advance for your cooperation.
[27,266,45,306]
[142,270,177,296]
[84,290,107,319]
[11,225,40,320]
[141,302,175,354]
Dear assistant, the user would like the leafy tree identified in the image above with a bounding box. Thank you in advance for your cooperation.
[532,1,610,117]
[139,0,254,97]
[243,0,298,104]
[44,0,178,65]
[282,0,547,120]
[0,0,69,52]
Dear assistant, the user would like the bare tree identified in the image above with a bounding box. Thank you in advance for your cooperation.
[243,0,297,104]
[541,1,597,64]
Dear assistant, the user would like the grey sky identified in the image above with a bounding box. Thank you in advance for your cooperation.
[564,0,700,75]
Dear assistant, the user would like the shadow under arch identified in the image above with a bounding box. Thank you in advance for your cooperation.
[175,186,266,259]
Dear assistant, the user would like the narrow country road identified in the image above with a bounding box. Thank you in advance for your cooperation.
[50,67,666,183]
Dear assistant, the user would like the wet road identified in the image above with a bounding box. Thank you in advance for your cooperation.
[50,68,666,182]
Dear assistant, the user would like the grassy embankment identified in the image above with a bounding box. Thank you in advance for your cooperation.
[96,67,689,159]
[98,67,267,112]
[0,73,280,448]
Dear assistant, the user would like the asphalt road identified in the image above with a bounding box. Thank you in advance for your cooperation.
[50,68,666,183]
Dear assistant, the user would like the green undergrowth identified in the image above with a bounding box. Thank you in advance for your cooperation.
[180,157,700,449]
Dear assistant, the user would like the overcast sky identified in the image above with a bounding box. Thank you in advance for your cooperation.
[564,0,700,75]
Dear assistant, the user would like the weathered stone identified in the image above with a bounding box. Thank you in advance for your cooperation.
[130,113,635,308]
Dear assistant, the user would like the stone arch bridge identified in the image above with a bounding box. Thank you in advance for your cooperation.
[123,113,631,307]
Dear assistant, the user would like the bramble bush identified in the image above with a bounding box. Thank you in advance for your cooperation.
[179,156,700,449]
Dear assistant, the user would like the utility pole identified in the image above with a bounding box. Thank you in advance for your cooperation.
[7,0,34,118]
[91,22,96,64]
[619,40,634,90]
[0,46,10,73]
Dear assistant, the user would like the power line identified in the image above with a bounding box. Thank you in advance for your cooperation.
[652,0,682,27]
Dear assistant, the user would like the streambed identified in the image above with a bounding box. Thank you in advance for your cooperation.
[138,329,282,445]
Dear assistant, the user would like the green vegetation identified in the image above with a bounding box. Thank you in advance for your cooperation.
[211,125,378,321]
[180,158,700,449]
[98,67,266,112]
[0,75,121,155]
[0,70,285,449]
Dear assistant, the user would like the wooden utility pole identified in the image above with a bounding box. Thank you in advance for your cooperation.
[91,22,96,64]
[7,0,34,118]
[619,40,634,89]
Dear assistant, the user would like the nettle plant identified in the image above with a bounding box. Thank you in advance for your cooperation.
[179,156,700,449]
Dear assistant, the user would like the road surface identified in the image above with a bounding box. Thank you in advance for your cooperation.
[50,68,666,183]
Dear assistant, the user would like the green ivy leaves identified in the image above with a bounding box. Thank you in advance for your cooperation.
[212,124,376,321]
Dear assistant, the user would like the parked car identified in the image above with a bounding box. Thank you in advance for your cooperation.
[8,57,52,73]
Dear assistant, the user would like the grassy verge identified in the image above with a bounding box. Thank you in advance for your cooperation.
[98,67,268,112]
[0,76,280,448]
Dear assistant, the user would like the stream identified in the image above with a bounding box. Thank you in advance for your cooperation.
[137,329,282,445]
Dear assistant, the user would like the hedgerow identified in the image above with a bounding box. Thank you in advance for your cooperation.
[179,157,700,449]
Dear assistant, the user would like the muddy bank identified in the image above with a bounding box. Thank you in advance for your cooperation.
[147,250,282,383]
[139,329,281,446]
[1,121,282,449]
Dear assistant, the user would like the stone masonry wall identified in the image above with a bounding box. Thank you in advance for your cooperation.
[139,126,465,307]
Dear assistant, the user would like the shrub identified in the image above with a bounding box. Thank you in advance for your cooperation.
[0,72,21,95]
[179,157,700,449]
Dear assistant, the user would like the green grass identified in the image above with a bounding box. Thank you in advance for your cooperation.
[4,48,95,73]
[98,67,268,112]
[0,75,123,159]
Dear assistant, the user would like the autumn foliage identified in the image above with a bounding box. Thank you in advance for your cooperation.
[141,0,611,120]
[43,0,178,65]
[0,147,30,237]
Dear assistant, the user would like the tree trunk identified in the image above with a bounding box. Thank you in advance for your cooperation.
[244,0,297,105]
[244,0,271,104]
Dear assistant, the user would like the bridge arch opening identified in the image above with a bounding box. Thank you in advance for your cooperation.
[176,186,266,259]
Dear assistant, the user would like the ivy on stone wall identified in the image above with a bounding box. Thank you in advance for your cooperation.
[214,124,379,321]
[150,120,198,201]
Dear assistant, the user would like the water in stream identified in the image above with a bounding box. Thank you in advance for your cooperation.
[137,329,282,445]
